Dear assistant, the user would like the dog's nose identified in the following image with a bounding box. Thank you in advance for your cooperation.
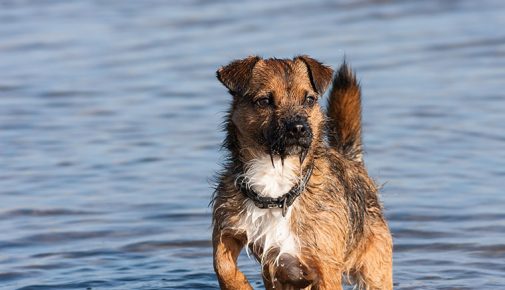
[287,120,308,137]
[294,124,305,134]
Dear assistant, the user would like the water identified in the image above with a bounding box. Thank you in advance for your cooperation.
[0,0,504,289]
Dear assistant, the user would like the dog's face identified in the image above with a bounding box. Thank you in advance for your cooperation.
[217,56,333,163]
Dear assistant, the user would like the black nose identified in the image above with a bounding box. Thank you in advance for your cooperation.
[287,119,308,138]
[294,124,305,134]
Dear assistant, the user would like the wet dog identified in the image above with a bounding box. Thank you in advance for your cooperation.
[212,56,392,289]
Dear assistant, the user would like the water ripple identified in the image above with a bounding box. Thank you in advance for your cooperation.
[1,0,504,289]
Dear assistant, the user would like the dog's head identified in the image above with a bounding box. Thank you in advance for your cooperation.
[217,56,333,164]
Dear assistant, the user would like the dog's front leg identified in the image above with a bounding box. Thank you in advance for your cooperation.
[213,230,252,290]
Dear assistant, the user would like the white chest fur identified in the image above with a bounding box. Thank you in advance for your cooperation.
[237,155,301,260]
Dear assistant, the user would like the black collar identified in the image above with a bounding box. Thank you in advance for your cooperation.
[236,163,314,217]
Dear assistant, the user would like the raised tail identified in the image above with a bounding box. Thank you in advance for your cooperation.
[326,62,363,162]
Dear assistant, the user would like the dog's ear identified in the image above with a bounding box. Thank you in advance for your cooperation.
[296,55,334,95]
[217,56,261,96]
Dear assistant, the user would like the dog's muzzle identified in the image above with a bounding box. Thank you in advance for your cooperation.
[267,115,313,158]
[285,116,312,151]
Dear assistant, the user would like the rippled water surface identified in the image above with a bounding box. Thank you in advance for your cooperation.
[1,1,504,289]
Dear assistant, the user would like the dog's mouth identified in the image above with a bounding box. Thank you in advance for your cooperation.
[264,117,313,165]
[268,138,312,167]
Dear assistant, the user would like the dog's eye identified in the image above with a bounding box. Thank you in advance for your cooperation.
[305,95,317,107]
[255,96,272,108]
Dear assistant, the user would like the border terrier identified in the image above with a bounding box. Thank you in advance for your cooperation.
[211,56,392,290]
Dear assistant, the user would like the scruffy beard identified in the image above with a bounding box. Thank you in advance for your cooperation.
[254,117,314,168]
[266,137,312,168]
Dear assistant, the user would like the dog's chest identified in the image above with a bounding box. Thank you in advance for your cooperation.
[238,156,300,257]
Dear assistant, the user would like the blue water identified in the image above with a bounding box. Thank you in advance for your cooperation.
[1,1,504,289]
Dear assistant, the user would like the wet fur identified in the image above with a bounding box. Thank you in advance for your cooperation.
[212,56,392,290]
[237,156,300,261]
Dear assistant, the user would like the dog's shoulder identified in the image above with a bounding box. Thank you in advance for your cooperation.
[318,147,381,212]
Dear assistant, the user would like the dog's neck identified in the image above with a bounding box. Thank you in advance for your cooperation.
[239,155,303,198]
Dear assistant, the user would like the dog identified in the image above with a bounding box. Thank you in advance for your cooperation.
[211,55,392,290]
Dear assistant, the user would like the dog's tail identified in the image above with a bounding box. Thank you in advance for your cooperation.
[326,62,363,163]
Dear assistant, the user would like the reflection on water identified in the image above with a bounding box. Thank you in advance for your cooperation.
[1,0,504,289]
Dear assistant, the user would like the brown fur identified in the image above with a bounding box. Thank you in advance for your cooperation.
[212,56,392,290]
[327,62,363,163]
